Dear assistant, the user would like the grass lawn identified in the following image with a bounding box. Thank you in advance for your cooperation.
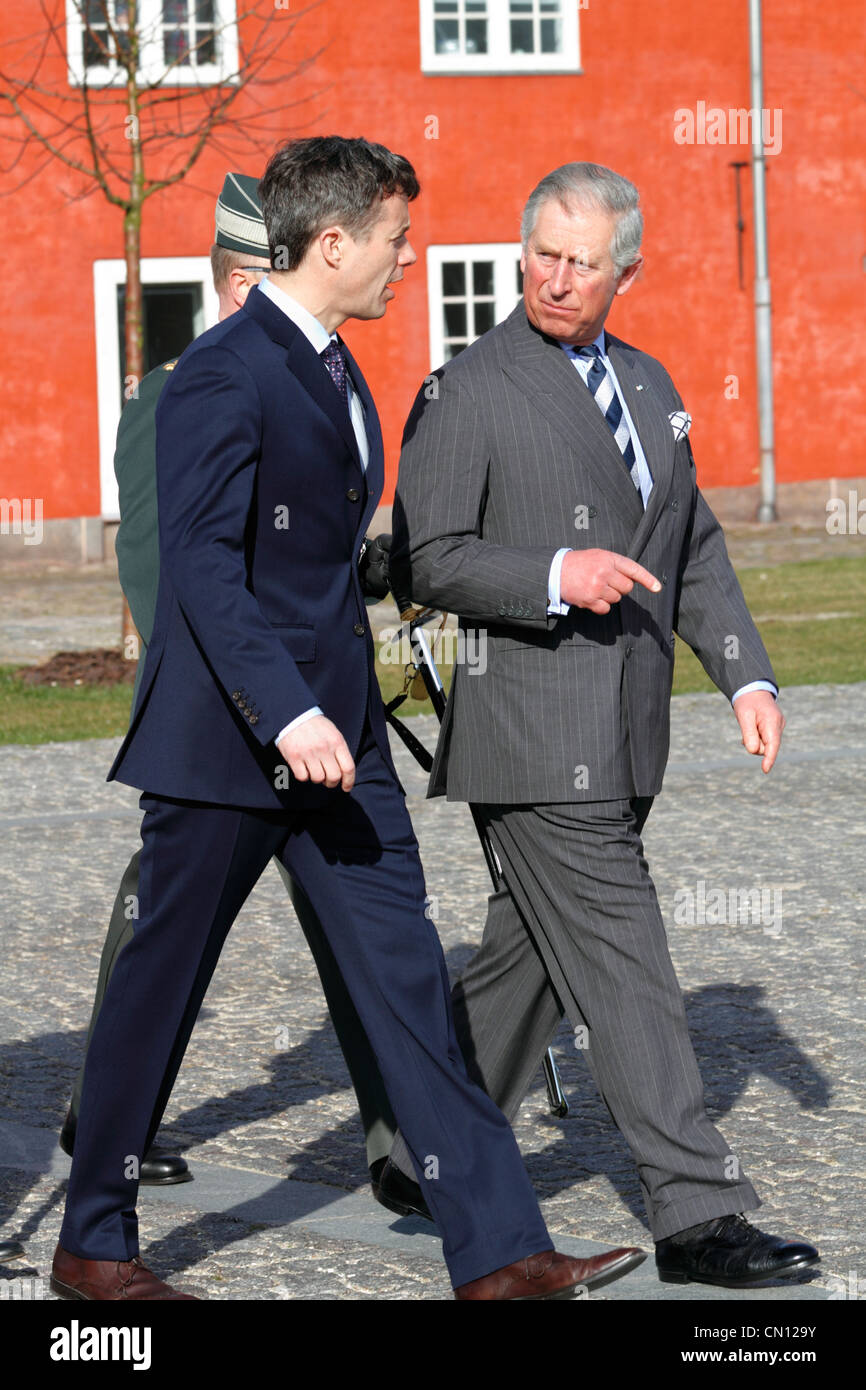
[2,556,864,745]
[0,667,134,746]
[672,554,866,694]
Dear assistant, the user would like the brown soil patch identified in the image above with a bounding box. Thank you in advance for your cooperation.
[17,649,136,687]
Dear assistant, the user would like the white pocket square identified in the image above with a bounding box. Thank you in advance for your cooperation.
[669,410,692,441]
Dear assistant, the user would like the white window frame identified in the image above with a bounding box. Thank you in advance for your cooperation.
[427,243,523,369]
[93,256,217,518]
[419,0,581,75]
[66,0,239,88]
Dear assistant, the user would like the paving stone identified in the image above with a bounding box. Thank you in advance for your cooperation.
[1,684,863,1302]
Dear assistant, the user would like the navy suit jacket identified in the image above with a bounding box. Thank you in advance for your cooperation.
[109,284,396,808]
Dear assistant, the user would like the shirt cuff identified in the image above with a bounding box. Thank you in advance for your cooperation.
[731,681,778,705]
[275,706,323,745]
[547,548,571,616]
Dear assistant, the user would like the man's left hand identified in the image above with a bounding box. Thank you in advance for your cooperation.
[732,689,785,773]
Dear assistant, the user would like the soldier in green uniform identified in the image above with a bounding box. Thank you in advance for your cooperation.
[60,174,396,1187]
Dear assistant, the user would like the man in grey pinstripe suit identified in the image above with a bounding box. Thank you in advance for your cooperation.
[386,162,819,1288]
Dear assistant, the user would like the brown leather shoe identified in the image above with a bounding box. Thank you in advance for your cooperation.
[454,1246,646,1300]
[50,1244,198,1301]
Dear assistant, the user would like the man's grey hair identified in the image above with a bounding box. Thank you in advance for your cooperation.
[520,163,643,275]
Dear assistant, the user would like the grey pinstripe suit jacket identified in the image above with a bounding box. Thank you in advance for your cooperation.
[391,304,776,804]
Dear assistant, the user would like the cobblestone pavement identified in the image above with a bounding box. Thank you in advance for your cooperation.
[0,682,863,1302]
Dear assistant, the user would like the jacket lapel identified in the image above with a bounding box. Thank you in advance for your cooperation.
[501,308,644,527]
[605,334,675,559]
[243,286,362,470]
[341,336,384,530]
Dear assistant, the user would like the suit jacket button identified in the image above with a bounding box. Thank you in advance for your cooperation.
[346,488,360,502]
[497,606,507,616]
[625,645,634,657]
[232,691,241,701]
[250,715,259,726]
[354,622,365,636]
[671,499,679,511]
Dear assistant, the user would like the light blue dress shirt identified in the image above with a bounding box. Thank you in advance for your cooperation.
[257,277,372,742]
[546,332,776,706]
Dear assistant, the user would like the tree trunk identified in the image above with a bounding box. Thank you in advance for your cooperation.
[120,25,145,661]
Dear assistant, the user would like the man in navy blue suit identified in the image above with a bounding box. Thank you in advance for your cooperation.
[51,137,644,1301]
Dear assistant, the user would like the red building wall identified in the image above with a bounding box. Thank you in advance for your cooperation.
[0,0,863,522]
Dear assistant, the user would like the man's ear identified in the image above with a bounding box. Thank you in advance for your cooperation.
[319,225,344,269]
[228,268,253,308]
[615,255,644,297]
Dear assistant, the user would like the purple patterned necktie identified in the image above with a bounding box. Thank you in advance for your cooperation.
[322,340,349,403]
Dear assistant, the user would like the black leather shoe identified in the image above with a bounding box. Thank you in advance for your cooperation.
[656,1214,819,1287]
[59,1112,193,1187]
[372,1157,432,1222]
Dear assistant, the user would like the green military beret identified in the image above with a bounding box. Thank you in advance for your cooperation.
[215,172,270,258]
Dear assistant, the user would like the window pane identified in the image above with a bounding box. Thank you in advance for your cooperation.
[516,261,524,293]
[84,29,109,66]
[510,19,534,53]
[466,2,487,10]
[474,301,495,335]
[115,0,130,21]
[196,0,215,21]
[434,1,459,11]
[540,17,561,52]
[472,261,494,296]
[509,1,532,11]
[164,30,188,64]
[84,1,105,20]
[435,19,460,53]
[540,1,561,10]
[441,262,466,296]
[163,0,188,22]
[444,302,467,338]
[444,342,465,361]
[465,19,488,53]
[194,28,216,63]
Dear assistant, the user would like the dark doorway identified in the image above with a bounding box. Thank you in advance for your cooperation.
[116,281,204,402]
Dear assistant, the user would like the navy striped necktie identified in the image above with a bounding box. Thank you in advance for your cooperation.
[576,344,641,493]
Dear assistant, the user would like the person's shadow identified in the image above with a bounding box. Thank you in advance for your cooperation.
[134,977,833,1291]
[517,981,830,1229]
[0,954,831,1288]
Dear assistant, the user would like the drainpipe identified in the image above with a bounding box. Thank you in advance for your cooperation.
[750,0,777,521]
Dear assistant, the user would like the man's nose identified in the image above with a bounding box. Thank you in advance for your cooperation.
[400,239,418,267]
[548,258,571,296]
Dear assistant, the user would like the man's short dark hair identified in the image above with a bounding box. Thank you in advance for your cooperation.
[259,136,420,271]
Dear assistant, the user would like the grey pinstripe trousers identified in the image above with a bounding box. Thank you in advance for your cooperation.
[391,797,761,1240]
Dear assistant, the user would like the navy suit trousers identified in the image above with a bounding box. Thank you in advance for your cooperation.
[60,725,550,1288]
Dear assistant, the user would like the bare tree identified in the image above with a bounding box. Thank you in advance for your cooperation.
[0,1,323,643]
